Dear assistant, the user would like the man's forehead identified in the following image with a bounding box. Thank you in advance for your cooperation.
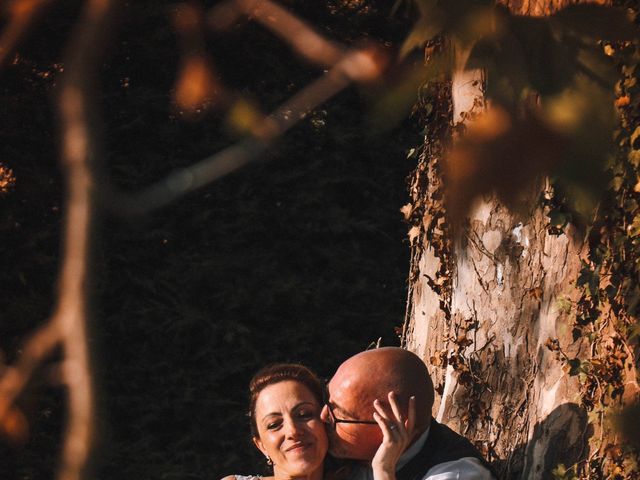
[327,375,364,418]
[330,369,353,388]
[328,368,377,405]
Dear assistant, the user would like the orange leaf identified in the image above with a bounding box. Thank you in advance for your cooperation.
[615,95,630,108]
[174,54,220,115]
[0,406,29,446]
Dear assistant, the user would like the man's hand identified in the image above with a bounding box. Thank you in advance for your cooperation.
[371,392,416,480]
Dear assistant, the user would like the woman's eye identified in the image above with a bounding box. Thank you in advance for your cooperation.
[297,410,315,419]
[266,422,281,430]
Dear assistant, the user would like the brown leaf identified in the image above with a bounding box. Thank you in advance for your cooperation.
[545,337,560,352]
[0,406,29,446]
[615,95,631,108]
[174,54,221,115]
[400,203,413,221]
[0,163,16,195]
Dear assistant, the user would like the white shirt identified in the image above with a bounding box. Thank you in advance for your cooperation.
[353,428,494,480]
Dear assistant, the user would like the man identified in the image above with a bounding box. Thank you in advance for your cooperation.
[321,347,495,480]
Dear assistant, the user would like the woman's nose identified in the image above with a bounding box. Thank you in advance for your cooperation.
[284,418,304,437]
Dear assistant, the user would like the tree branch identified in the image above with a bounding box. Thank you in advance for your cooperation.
[209,0,344,69]
[106,45,384,216]
[53,0,117,477]
[0,0,51,69]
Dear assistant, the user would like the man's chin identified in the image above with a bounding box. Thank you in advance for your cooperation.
[328,444,369,461]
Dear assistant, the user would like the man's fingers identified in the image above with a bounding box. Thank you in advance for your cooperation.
[373,398,393,422]
[373,411,394,440]
[388,391,405,424]
[405,395,416,434]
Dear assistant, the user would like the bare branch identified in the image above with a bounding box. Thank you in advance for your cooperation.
[53,0,117,479]
[0,0,51,69]
[209,0,344,69]
[106,46,385,216]
[0,1,115,477]
[0,320,61,425]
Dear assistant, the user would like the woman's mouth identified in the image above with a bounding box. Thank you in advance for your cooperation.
[285,442,311,453]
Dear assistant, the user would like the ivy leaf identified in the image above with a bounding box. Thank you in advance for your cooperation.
[631,126,640,150]
[577,263,594,288]
[567,358,581,376]
[627,214,640,237]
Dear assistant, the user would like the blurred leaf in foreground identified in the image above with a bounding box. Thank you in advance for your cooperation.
[612,401,640,448]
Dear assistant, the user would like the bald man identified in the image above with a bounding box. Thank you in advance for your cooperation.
[321,347,495,480]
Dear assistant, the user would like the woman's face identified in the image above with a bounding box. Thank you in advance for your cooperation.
[253,380,328,478]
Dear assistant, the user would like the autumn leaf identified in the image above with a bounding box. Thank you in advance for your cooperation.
[615,95,631,108]
[0,406,29,446]
[0,162,16,194]
[173,54,221,115]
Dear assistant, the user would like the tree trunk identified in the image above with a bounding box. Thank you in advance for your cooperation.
[402,2,624,478]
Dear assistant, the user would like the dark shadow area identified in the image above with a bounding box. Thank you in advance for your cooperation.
[491,403,591,479]
[0,2,415,479]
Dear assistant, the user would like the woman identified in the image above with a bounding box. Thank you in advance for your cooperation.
[222,363,414,480]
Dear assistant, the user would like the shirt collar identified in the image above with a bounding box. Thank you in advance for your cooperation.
[396,426,430,470]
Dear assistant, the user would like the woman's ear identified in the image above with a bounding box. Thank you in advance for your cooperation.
[253,436,267,457]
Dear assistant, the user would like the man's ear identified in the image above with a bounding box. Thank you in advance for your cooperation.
[253,436,267,457]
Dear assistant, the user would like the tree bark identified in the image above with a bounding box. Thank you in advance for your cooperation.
[403,3,610,478]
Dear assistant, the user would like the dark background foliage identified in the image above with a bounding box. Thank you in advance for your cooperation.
[0,1,415,478]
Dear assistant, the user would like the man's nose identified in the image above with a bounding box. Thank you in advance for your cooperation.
[320,404,331,424]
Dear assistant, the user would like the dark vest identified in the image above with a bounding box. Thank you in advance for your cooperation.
[396,419,497,480]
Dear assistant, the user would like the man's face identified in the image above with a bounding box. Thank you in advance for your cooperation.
[320,371,383,460]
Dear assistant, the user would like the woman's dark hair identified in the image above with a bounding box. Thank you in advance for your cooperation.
[248,363,324,437]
